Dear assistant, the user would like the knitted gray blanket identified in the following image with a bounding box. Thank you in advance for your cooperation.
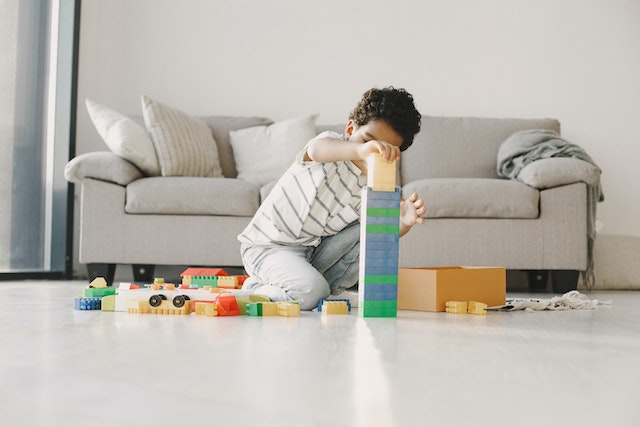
[497,129,604,290]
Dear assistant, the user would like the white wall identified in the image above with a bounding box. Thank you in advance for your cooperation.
[74,0,640,283]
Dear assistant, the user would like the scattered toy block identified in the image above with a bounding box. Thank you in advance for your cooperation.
[148,299,190,315]
[321,301,349,315]
[74,297,101,310]
[89,277,107,288]
[101,295,116,311]
[318,299,351,312]
[217,276,239,289]
[246,302,263,316]
[260,302,279,316]
[118,282,139,290]
[277,302,300,317]
[127,300,151,314]
[195,302,218,317]
[445,301,468,314]
[215,294,241,316]
[468,301,487,315]
[83,287,116,298]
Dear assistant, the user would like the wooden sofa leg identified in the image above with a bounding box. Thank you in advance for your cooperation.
[132,264,155,283]
[551,270,580,294]
[87,263,116,286]
[526,270,549,292]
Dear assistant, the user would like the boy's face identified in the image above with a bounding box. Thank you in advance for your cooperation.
[345,119,403,148]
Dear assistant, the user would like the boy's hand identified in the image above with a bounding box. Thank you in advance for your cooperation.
[399,192,426,236]
[358,140,400,162]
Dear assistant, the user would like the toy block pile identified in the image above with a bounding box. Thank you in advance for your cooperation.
[180,268,248,289]
[358,153,400,318]
[73,277,120,310]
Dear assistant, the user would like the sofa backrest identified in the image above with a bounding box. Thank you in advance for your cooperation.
[400,116,561,184]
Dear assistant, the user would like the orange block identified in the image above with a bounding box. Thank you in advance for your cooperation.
[215,294,241,316]
[398,267,505,312]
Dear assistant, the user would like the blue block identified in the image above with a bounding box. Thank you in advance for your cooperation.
[74,297,102,310]
[365,216,400,225]
[361,283,398,300]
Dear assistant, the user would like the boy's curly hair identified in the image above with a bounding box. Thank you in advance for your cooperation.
[349,87,421,151]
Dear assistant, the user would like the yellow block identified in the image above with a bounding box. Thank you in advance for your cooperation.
[445,301,467,314]
[127,300,151,314]
[90,277,107,288]
[468,301,487,315]
[195,302,218,317]
[322,301,349,315]
[277,302,300,317]
[367,153,397,192]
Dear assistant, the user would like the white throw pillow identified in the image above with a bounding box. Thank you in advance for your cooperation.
[517,157,601,189]
[85,99,160,176]
[229,115,318,186]
[141,95,223,177]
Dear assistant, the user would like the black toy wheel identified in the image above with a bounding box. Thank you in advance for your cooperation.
[149,294,164,307]
[173,295,188,308]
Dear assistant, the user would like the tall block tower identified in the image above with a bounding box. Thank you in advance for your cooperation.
[358,153,400,317]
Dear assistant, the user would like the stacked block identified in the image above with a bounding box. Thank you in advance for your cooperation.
[359,154,400,317]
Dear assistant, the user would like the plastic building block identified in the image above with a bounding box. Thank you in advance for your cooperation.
[90,277,107,288]
[215,294,241,316]
[195,302,218,317]
[74,297,101,310]
[445,301,468,314]
[358,300,397,317]
[101,295,116,311]
[246,302,263,316]
[321,301,349,315]
[181,267,228,287]
[118,282,140,290]
[468,301,487,315]
[277,302,300,317]
[318,299,351,312]
[127,300,151,314]
[83,287,116,298]
[367,152,397,191]
[217,276,239,289]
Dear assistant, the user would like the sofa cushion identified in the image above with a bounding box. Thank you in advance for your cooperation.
[402,178,540,219]
[85,99,160,176]
[200,116,273,178]
[229,114,318,187]
[141,96,223,178]
[400,116,561,184]
[125,177,260,216]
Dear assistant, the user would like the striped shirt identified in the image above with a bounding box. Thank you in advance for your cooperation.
[238,131,366,247]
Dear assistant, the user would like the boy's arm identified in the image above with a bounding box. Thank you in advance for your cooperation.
[399,192,426,237]
[304,136,400,164]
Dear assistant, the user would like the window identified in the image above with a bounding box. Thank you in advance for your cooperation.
[0,0,79,278]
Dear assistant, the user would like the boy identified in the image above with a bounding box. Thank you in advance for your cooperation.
[238,87,425,310]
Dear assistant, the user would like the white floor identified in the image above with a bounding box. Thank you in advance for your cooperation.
[1,281,639,427]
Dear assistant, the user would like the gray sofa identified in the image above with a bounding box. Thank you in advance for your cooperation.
[66,113,597,292]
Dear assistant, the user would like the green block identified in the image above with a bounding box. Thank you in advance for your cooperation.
[362,275,398,284]
[358,300,397,318]
[246,302,263,316]
[192,276,217,287]
[366,224,400,234]
[366,207,400,217]
[83,287,116,298]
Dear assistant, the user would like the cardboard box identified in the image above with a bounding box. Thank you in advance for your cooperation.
[397,267,506,312]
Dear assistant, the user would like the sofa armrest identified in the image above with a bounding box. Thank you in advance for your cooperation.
[64,152,143,186]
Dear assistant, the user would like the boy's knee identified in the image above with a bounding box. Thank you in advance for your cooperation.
[287,278,330,311]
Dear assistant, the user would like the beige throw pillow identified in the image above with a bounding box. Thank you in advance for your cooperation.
[141,95,223,177]
[229,115,318,187]
[85,99,160,176]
